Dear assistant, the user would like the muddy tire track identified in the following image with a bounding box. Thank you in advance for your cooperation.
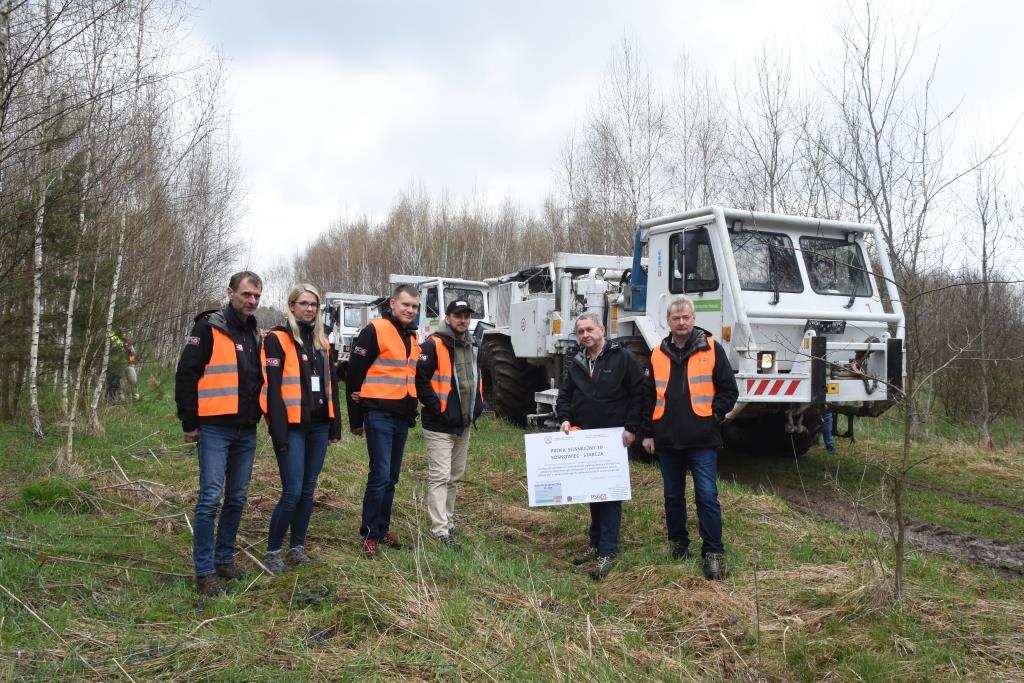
[721,467,1024,575]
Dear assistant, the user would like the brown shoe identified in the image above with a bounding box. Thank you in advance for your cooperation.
[361,538,379,557]
[380,532,406,550]
[195,574,222,597]
[215,562,245,580]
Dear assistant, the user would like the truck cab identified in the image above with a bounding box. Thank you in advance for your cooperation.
[618,206,905,453]
[321,292,383,374]
[388,274,490,342]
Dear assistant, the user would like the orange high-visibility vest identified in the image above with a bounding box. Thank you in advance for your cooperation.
[651,337,716,420]
[360,319,419,400]
[259,330,336,424]
[197,328,239,416]
[429,337,482,412]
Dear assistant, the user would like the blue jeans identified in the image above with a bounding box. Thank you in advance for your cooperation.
[657,447,724,556]
[267,421,330,552]
[588,501,622,557]
[360,410,409,540]
[193,424,257,576]
[822,412,836,451]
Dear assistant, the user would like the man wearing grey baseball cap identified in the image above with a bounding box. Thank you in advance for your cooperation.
[415,299,484,548]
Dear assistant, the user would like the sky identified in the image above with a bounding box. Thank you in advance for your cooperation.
[184,0,1024,276]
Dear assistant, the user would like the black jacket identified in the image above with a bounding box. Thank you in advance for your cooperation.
[262,322,343,451]
[556,340,646,434]
[416,327,484,434]
[175,304,263,432]
[642,327,738,450]
[345,311,420,429]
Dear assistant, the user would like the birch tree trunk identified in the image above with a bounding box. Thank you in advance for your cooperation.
[28,0,53,438]
[28,180,46,437]
[88,206,127,433]
[60,146,92,415]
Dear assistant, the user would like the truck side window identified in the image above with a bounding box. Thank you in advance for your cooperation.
[669,227,719,294]
[425,288,440,318]
[730,231,803,293]
[799,236,873,297]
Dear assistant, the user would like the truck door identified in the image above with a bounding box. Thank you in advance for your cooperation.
[669,226,723,337]
[420,284,441,340]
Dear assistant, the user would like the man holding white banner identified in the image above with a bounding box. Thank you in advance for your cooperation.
[554,312,646,580]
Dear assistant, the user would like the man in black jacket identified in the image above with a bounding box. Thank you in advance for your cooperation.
[347,285,421,556]
[175,271,264,596]
[556,312,646,580]
[642,296,737,580]
[415,299,484,548]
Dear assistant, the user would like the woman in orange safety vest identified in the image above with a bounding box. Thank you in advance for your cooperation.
[260,283,341,574]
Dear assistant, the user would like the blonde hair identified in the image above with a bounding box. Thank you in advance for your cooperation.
[286,283,328,351]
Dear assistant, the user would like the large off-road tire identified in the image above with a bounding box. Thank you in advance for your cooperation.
[479,336,547,426]
[723,411,823,457]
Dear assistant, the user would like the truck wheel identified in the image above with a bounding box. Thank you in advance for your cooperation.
[479,336,547,426]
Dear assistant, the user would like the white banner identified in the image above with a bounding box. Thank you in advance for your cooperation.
[524,427,632,507]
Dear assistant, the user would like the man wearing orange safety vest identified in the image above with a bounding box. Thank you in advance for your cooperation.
[642,295,737,581]
[175,271,264,596]
[415,299,484,549]
[347,284,421,557]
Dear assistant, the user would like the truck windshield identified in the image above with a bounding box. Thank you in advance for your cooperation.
[343,307,364,328]
[799,237,872,297]
[730,232,803,293]
[444,288,486,319]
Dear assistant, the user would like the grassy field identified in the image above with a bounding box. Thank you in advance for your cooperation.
[1,374,1022,681]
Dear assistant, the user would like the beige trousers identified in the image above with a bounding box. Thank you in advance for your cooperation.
[422,428,470,537]
[125,364,140,400]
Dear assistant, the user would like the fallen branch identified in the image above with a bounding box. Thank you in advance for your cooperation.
[40,553,191,578]
[187,610,250,637]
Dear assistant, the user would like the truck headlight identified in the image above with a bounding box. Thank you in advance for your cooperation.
[757,351,776,374]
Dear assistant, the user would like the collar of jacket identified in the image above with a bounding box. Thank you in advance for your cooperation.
[434,324,472,348]
[572,339,619,371]
[383,310,417,335]
[661,327,710,363]
[199,304,259,339]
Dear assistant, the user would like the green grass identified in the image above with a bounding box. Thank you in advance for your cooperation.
[0,376,1022,680]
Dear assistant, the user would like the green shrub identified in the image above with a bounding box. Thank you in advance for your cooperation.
[19,478,93,511]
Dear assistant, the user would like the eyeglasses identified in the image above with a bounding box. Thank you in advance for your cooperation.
[294,301,319,309]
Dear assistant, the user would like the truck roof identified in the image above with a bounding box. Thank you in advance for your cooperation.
[486,252,634,284]
[323,292,381,304]
[641,205,878,234]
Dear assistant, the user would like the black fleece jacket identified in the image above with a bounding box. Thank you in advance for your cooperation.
[642,327,738,450]
[262,322,343,451]
[175,304,263,432]
[556,340,647,434]
[345,312,420,429]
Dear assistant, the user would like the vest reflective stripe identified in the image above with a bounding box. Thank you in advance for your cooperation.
[430,340,454,411]
[651,337,717,420]
[197,329,239,416]
[259,330,335,424]
[361,319,419,400]
[429,338,484,413]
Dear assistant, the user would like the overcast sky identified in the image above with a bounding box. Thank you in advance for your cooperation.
[185,0,1023,275]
